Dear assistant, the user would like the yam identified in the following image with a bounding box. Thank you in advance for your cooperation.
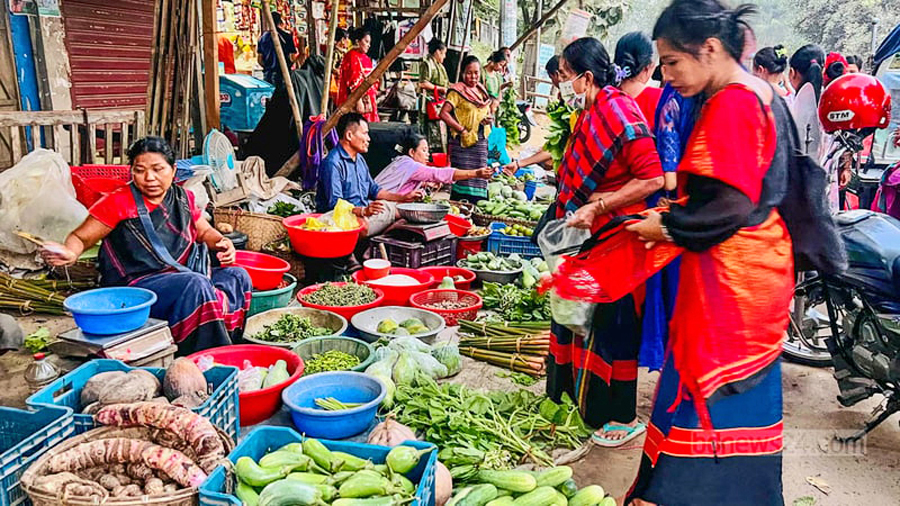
[81,402,102,415]
[150,396,170,404]
[171,391,208,408]
[35,472,108,501]
[127,463,153,481]
[99,474,121,490]
[121,484,143,497]
[144,477,165,495]
[80,371,126,406]
[111,485,126,497]
[163,483,178,493]
[98,371,160,405]
[163,358,207,400]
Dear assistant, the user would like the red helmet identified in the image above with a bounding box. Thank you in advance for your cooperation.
[819,73,892,134]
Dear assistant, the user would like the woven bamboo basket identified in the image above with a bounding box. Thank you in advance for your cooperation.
[447,200,475,217]
[213,207,287,251]
[470,210,538,228]
[262,237,305,282]
[21,425,234,506]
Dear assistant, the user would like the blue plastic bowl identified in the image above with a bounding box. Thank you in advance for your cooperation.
[281,371,385,439]
[63,287,157,335]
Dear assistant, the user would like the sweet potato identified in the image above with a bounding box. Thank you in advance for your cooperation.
[163,483,178,493]
[98,474,121,490]
[81,371,126,406]
[81,402,102,415]
[120,484,143,497]
[45,438,208,488]
[144,477,165,495]
[34,472,108,501]
[127,463,153,481]
[171,391,208,408]
[163,358,207,400]
[98,370,160,405]
[96,403,225,473]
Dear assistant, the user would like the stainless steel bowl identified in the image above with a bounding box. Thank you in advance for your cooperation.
[350,306,446,343]
[397,203,451,224]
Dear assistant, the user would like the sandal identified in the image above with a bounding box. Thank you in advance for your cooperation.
[591,422,647,448]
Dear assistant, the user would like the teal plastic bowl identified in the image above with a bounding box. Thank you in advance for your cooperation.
[248,274,297,317]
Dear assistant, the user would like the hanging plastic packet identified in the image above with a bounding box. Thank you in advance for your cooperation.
[537,216,590,271]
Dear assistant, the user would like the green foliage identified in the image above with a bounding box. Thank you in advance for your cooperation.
[499,88,520,146]
[792,0,898,58]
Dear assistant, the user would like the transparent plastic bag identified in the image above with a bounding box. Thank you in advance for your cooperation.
[0,149,88,254]
[549,287,596,335]
[431,342,461,376]
[408,350,449,379]
[387,336,433,354]
[537,218,590,271]
[237,366,267,393]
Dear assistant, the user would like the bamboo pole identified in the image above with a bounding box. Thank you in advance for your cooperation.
[509,0,571,52]
[319,0,342,114]
[276,0,451,178]
[261,1,305,158]
[201,0,220,130]
[455,0,475,80]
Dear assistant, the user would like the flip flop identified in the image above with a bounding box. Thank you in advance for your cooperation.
[591,422,647,448]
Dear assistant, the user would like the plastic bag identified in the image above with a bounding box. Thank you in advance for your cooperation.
[487,127,511,165]
[408,350,449,379]
[333,199,360,230]
[0,149,88,254]
[237,366,267,393]
[431,342,461,376]
[387,336,433,354]
[537,218,590,271]
[374,347,400,363]
[195,355,215,372]
[549,287,596,335]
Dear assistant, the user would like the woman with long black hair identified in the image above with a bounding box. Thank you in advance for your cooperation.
[549,37,663,448]
[615,32,662,129]
[625,0,794,503]
[753,45,790,98]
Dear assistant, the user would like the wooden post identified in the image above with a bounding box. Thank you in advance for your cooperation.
[306,0,319,56]
[261,1,305,152]
[322,0,451,134]
[320,0,342,114]
[455,0,475,80]
[201,0,220,130]
[510,0,571,52]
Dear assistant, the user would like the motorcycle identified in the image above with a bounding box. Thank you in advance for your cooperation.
[516,100,537,144]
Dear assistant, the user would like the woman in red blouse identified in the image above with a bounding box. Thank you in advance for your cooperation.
[549,37,663,448]
[337,28,379,123]
[615,32,662,129]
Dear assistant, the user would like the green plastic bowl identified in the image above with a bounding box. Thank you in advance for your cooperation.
[248,274,297,317]
[291,336,375,373]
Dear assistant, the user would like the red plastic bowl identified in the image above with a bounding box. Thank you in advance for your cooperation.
[420,266,477,290]
[444,214,473,237]
[351,268,435,307]
[282,214,364,258]
[410,289,483,326]
[297,282,386,321]
[233,250,291,291]
[188,344,304,426]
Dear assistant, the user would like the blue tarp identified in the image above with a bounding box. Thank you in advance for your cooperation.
[875,23,900,71]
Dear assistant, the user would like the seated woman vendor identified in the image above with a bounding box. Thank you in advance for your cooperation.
[40,137,252,355]
[316,113,423,237]
[374,134,493,194]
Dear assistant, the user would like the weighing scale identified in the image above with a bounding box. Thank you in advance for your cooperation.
[384,220,452,242]
[49,319,176,365]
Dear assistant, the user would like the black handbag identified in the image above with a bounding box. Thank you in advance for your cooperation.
[130,184,211,276]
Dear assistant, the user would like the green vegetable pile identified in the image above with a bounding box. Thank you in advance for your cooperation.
[315,397,364,411]
[389,374,591,467]
[478,182,548,222]
[233,438,431,505]
[251,314,333,343]
[365,338,462,409]
[480,282,551,323]
[544,101,577,168]
[24,327,51,353]
[447,467,614,506]
[458,252,522,273]
[303,283,378,307]
[498,87,520,146]
[267,201,304,218]
[304,350,361,374]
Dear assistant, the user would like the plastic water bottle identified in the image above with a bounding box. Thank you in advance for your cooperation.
[24,353,60,394]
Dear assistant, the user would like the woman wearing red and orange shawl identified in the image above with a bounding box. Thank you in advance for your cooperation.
[550,37,663,447]
[337,28,379,123]
[625,1,793,504]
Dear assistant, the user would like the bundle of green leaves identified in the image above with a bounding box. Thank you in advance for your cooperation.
[480,282,551,323]
[544,101,576,167]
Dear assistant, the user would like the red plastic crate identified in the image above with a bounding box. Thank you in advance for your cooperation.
[71,164,131,208]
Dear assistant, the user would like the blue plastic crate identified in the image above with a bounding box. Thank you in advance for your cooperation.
[199,426,437,506]
[0,405,73,506]
[26,359,240,441]
[486,222,542,259]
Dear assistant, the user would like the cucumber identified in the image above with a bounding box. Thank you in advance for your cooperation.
[257,479,323,506]
[557,478,578,499]
[235,480,259,506]
[568,485,607,506]
[485,497,515,506]
[552,490,569,506]
[599,498,616,506]
[235,457,288,488]
[512,486,558,506]
[476,470,537,493]
[450,483,498,506]
[535,466,573,488]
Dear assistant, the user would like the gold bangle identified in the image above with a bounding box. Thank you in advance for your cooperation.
[597,197,607,214]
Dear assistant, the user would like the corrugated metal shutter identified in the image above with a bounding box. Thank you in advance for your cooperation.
[61,0,155,110]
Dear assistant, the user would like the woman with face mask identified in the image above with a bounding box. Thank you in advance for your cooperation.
[625,0,794,504]
[549,37,664,448]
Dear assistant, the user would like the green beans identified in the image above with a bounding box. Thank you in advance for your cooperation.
[302,283,377,307]
[305,350,361,374]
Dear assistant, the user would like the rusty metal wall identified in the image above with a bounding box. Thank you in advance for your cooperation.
[61,0,155,110]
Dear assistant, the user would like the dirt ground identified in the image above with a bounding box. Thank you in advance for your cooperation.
[5,313,899,505]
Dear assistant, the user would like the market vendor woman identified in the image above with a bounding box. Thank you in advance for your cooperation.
[41,137,252,355]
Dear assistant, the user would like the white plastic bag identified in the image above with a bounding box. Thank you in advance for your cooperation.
[537,218,590,271]
[0,149,88,254]
[549,287,596,335]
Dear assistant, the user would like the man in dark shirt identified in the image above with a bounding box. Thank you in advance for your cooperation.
[257,12,297,87]
[316,113,421,236]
